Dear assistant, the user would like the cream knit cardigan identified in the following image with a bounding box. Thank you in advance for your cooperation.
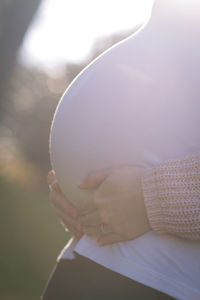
[143,152,200,240]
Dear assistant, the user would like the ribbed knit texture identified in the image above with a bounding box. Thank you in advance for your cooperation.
[142,152,200,240]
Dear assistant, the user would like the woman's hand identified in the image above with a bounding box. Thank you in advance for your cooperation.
[78,166,151,246]
[48,170,83,240]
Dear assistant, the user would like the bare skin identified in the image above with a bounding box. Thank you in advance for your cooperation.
[48,171,83,240]
[47,166,151,246]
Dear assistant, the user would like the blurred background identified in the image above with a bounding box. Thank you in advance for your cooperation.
[0,0,152,299]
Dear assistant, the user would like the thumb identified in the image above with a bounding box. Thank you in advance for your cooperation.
[78,168,111,190]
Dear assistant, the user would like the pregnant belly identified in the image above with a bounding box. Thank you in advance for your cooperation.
[50,54,200,208]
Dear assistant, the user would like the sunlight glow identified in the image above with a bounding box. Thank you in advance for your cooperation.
[20,0,153,71]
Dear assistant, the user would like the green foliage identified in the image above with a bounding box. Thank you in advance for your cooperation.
[0,177,71,300]
[0,14,138,298]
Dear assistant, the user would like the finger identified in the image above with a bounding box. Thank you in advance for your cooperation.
[53,206,82,233]
[48,170,62,193]
[82,225,101,237]
[79,211,102,227]
[77,195,97,216]
[82,223,113,238]
[63,221,83,239]
[78,168,112,190]
[50,181,62,194]
[47,170,56,185]
[49,190,78,219]
[50,191,78,219]
[97,233,125,246]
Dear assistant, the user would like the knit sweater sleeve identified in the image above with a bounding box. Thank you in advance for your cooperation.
[142,152,200,240]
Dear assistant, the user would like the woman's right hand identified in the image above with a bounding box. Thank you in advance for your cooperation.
[48,170,83,240]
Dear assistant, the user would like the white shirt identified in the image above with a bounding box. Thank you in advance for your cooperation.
[59,232,200,300]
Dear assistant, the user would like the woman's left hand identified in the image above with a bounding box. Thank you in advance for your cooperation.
[78,166,151,246]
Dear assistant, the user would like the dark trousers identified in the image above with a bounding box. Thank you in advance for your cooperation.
[42,254,175,300]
